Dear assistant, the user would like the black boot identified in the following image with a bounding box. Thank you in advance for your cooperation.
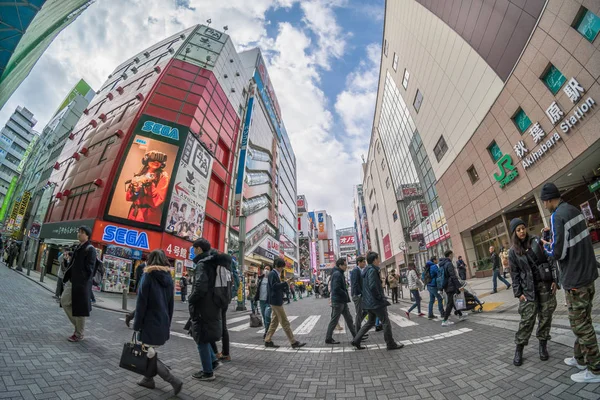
[157,360,183,395]
[513,344,524,366]
[539,340,549,361]
[137,376,155,389]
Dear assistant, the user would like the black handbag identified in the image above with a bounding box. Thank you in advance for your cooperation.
[119,333,157,377]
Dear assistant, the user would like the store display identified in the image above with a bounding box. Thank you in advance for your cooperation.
[102,255,132,293]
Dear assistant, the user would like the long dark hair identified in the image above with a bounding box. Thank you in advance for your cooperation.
[511,229,530,256]
[147,249,170,266]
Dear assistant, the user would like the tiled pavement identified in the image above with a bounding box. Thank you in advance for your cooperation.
[2,266,600,399]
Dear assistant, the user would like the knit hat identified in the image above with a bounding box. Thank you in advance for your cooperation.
[509,218,526,235]
[78,225,92,237]
[540,182,560,201]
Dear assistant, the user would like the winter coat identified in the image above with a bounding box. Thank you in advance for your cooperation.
[179,276,188,295]
[188,250,231,343]
[267,269,288,306]
[350,266,363,297]
[438,257,461,294]
[330,266,351,304]
[133,265,174,346]
[509,236,558,302]
[491,252,501,271]
[425,261,440,288]
[63,241,96,317]
[388,274,399,288]
[360,265,388,310]
[544,201,599,290]
[456,260,467,281]
[407,270,422,291]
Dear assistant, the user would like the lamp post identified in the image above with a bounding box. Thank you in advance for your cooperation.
[236,215,247,311]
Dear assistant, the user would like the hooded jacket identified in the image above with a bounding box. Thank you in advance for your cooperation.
[360,265,388,310]
[133,265,174,346]
[438,257,461,294]
[330,266,351,304]
[188,249,231,343]
[510,236,558,302]
[425,261,440,288]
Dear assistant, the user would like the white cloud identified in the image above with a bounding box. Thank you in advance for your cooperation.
[0,0,377,229]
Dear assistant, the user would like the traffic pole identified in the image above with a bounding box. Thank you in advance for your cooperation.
[236,215,247,311]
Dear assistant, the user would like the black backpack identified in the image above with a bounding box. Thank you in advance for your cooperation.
[92,258,104,286]
[422,265,432,286]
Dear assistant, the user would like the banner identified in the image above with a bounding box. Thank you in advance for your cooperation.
[317,212,327,240]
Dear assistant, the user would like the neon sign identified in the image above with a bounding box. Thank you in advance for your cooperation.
[141,120,180,140]
[102,225,150,250]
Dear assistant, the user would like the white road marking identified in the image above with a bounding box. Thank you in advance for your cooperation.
[388,312,418,327]
[293,315,321,335]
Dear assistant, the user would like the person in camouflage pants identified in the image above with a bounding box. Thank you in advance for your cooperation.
[515,281,557,345]
[565,282,600,374]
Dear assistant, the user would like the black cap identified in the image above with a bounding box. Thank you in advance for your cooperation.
[540,182,560,201]
[510,218,526,235]
[78,225,92,237]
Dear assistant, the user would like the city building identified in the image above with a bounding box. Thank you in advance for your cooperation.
[353,184,371,256]
[40,25,247,291]
[297,194,315,281]
[368,0,600,278]
[0,0,93,109]
[336,227,357,268]
[310,209,338,280]
[230,49,298,280]
[0,107,38,209]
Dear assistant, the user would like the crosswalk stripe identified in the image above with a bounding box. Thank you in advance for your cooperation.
[388,312,418,327]
[293,315,321,335]
[227,315,252,325]
[256,316,299,334]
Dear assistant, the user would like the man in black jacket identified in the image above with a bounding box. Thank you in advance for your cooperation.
[540,182,600,383]
[456,256,467,281]
[264,258,306,349]
[325,258,357,344]
[490,245,511,293]
[188,238,231,381]
[254,266,272,338]
[350,256,368,334]
[61,226,96,342]
[439,250,466,327]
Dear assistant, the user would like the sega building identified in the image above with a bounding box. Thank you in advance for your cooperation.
[370,0,600,278]
[38,25,248,293]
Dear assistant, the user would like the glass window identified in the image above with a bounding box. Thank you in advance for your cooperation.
[393,53,398,71]
[513,108,532,133]
[467,165,479,184]
[487,141,502,162]
[402,69,409,89]
[542,64,566,94]
[433,135,448,162]
[413,89,423,112]
[574,8,600,42]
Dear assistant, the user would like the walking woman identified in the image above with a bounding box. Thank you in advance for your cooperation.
[133,250,183,395]
[405,263,425,319]
[508,218,558,367]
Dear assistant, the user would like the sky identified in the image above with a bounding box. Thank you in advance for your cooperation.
[0,0,384,228]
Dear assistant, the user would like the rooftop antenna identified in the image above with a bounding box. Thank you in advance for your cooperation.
[206,18,212,26]
[223,25,229,31]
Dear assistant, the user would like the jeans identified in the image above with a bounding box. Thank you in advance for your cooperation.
[197,342,218,374]
[352,295,367,332]
[90,291,96,302]
[181,292,186,302]
[443,291,462,320]
[259,300,271,329]
[493,270,510,292]
[428,286,444,317]
[407,289,421,313]
[354,307,394,347]
[326,303,357,340]
[251,300,258,314]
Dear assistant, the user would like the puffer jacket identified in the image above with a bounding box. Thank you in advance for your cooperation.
[407,269,422,291]
[438,257,461,293]
[425,261,440,288]
[509,236,558,302]
[330,266,351,304]
[361,265,388,310]
[133,265,174,346]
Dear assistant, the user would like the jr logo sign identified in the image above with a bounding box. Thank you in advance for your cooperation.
[494,154,519,189]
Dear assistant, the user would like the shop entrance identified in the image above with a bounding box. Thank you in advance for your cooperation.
[471,217,508,268]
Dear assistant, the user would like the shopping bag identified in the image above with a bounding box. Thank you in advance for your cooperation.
[454,292,466,311]
[249,313,263,327]
[119,333,157,376]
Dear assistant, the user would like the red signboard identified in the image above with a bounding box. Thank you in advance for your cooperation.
[161,233,193,261]
[339,235,355,245]
[91,220,162,252]
[383,234,392,259]
[420,203,429,217]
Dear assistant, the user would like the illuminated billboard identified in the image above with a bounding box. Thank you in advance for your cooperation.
[105,115,185,230]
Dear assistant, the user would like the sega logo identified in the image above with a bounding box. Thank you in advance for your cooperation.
[134,137,148,146]
[141,120,179,140]
[102,225,150,250]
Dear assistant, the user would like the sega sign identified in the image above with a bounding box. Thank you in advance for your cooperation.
[141,120,180,141]
[102,225,150,250]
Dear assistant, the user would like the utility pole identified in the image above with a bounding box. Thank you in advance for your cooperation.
[236,215,247,311]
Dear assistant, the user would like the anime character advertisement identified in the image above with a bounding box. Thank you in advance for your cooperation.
[164,134,213,241]
[105,115,185,229]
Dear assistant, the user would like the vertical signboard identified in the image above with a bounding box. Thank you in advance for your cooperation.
[317,211,327,240]
[165,135,213,241]
[233,91,255,226]
[383,234,392,260]
[0,176,18,221]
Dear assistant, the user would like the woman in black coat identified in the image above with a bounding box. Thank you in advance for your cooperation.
[133,250,182,395]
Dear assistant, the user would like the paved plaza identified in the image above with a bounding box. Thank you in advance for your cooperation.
[1,265,600,400]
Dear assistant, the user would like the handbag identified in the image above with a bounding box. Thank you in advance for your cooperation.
[249,312,263,327]
[454,292,466,311]
[119,333,157,377]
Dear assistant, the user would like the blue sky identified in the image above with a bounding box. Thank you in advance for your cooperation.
[0,0,385,227]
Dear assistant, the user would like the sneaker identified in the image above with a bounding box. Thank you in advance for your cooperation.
[427,314,437,320]
[571,369,600,383]
[491,290,497,294]
[291,341,306,349]
[212,360,221,371]
[459,313,468,321]
[67,335,83,342]
[325,339,340,344]
[264,341,279,348]
[192,371,215,381]
[220,355,231,362]
[441,320,454,327]
[564,357,586,370]
[216,352,223,359]
[375,326,383,332]
[405,311,411,320]
[387,342,404,351]
[418,313,426,317]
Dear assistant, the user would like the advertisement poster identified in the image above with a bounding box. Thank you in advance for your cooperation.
[165,134,213,241]
[299,237,310,277]
[317,212,327,240]
[105,115,184,229]
[328,239,335,262]
[581,201,594,220]
[383,234,392,259]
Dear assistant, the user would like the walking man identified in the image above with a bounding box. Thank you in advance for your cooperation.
[389,270,399,304]
[540,182,600,383]
[264,258,306,349]
[439,250,467,327]
[179,272,188,303]
[325,258,357,344]
[456,256,467,281]
[255,266,272,338]
[351,256,368,334]
[425,256,444,319]
[490,246,511,293]
[351,251,403,351]
[61,226,96,342]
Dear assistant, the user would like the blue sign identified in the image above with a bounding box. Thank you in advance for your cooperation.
[234,95,255,196]
[141,120,180,141]
[254,70,282,141]
[131,250,143,260]
[102,225,150,250]
[189,246,195,260]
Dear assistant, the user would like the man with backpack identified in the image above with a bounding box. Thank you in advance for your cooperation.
[423,256,445,319]
[438,250,467,326]
[188,238,232,381]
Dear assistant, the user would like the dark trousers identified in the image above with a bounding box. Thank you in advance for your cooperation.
[391,287,399,303]
[211,307,230,356]
[354,306,395,347]
[181,291,186,302]
[443,291,462,320]
[326,303,356,340]
[55,278,64,298]
[352,295,367,332]
[407,289,421,313]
